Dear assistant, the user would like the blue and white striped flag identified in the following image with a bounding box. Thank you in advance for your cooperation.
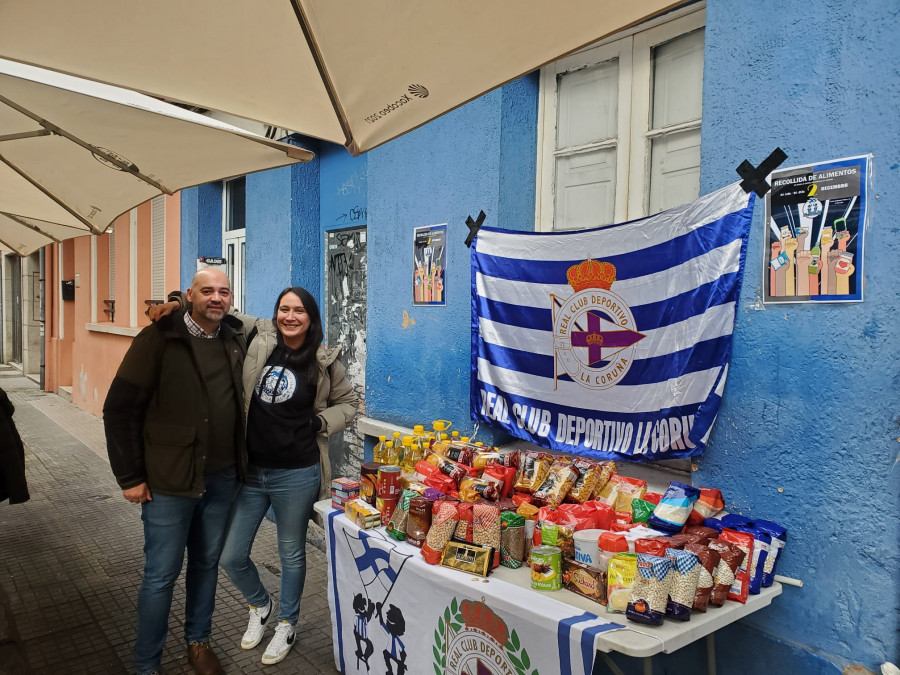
[471,183,755,460]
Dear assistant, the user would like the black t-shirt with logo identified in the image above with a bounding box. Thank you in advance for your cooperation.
[246,346,319,469]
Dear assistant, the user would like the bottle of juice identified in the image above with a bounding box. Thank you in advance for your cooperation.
[372,435,387,463]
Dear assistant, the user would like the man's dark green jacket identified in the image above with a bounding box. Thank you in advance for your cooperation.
[103,311,247,497]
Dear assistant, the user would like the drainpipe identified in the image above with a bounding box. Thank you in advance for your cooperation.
[39,246,45,388]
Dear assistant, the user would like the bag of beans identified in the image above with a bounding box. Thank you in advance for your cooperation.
[422,501,460,564]
[473,502,502,569]
[626,553,674,626]
[634,538,668,557]
[685,543,720,612]
[500,512,526,568]
[684,526,720,543]
[664,548,701,621]
[733,524,771,595]
[707,538,747,606]
[754,519,787,587]
[718,528,755,603]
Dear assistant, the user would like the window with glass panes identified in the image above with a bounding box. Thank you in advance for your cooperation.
[537,9,705,231]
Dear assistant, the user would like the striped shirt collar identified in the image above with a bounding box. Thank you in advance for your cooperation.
[183,311,220,339]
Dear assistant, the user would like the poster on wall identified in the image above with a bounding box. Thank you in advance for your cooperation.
[471,183,755,461]
[764,154,870,303]
[413,224,446,306]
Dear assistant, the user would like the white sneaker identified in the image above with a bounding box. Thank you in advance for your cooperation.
[261,621,296,665]
[240,596,273,649]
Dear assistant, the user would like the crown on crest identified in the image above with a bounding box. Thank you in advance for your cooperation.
[460,599,508,646]
[566,258,616,292]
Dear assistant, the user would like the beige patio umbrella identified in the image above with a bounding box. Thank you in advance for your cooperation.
[0,58,312,256]
[0,0,680,156]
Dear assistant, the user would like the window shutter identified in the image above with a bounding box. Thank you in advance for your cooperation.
[150,195,166,299]
[108,228,116,298]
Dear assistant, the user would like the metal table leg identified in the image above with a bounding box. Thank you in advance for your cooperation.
[706,633,717,675]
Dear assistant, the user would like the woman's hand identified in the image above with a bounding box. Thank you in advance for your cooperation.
[147,300,180,322]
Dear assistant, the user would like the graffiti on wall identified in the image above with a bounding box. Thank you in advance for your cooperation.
[325,226,368,478]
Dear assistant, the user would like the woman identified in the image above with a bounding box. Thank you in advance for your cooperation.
[156,286,357,665]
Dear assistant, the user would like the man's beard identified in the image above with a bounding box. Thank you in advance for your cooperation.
[201,306,225,321]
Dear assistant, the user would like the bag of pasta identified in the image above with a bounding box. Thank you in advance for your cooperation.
[596,474,647,512]
[533,458,579,507]
[592,460,617,497]
[473,447,520,471]
[458,476,499,502]
[513,451,552,494]
[565,458,603,503]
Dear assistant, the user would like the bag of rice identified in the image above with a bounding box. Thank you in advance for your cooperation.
[685,487,725,526]
[647,481,701,533]
[664,548,701,621]
[685,543,720,612]
[626,553,674,626]
[606,553,638,614]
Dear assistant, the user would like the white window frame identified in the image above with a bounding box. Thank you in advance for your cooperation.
[222,177,246,311]
[536,5,705,231]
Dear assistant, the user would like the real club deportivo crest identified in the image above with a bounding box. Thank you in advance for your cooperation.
[553,259,645,390]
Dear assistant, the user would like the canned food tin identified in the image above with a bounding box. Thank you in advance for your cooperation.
[376,497,399,526]
[376,465,402,499]
[530,545,562,591]
[360,462,383,506]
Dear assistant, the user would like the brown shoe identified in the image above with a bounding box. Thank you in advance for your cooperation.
[187,642,224,675]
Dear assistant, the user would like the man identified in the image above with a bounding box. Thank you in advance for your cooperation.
[104,268,246,675]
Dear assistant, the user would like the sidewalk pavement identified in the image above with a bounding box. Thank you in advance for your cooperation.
[0,367,339,675]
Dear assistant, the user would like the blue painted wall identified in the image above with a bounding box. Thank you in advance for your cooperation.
[692,0,900,671]
[290,139,321,298]
[180,182,224,290]
[244,167,292,317]
[179,186,199,291]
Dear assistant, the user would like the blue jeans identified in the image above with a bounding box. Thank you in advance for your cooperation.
[134,469,238,675]
[219,462,321,625]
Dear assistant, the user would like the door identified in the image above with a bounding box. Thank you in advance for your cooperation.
[324,226,367,480]
[10,255,22,363]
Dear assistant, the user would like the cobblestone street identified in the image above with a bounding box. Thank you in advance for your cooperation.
[0,367,339,675]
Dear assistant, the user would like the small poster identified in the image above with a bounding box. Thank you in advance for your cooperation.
[764,155,870,303]
[413,224,446,306]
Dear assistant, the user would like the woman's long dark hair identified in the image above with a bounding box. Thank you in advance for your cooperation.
[272,286,323,383]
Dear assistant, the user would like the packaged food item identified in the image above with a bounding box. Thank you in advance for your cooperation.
[634,538,668,557]
[533,459,579,507]
[573,529,605,569]
[631,498,655,524]
[440,541,494,577]
[331,477,361,493]
[458,476,499,502]
[422,501,460,564]
[754,519,787,587]
[538,521,575,560]
[626,554,674,626]
[425,452,477,484]
[718,528,755,603]
[592,460,617,497]
[647,481,701,533]
[473,503,502,568]
[565,459,602,503]
[516,501,540,520]
[683,526,720,543]
[376,465,402,499]
[642,492,663,505]
[405,496,432,548]
[423,473,456,495]
[530,545,562,591]
[597,474,648,512]
[512,493,533,507]
[707,538,746,606]
[500,512,526,568]
[685,487,725,526]
[607,554,638,613]
[685,543,720,612]
[430,439,475,466]
[386,489,416,541]
[359,462,383,506]
[514,451,552,494]
[664,548,701,621]
[621,525,668,552]
[733,525,770,595]
[563,559,607,605]
[666,534,699,549]
[472,447,520,471]
[454,502,475,542]
[375,496,399,526]
[596,532,629,577]
[523,519,536,561]
[609,522,639,533]
[344,499,382,530]
[483,464,516,498]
